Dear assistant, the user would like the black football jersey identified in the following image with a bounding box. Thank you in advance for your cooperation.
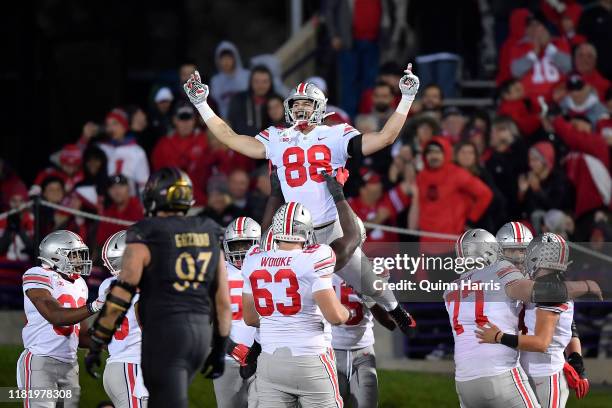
[126,215,222,326]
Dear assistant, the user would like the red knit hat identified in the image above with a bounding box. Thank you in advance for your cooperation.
[106,108,129,130]
[530,141,555,169]
[59,144,82,166]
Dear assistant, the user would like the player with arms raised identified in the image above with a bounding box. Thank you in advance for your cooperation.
[241,173,361,407]
[17,230,103,408]
[184,63,419,332]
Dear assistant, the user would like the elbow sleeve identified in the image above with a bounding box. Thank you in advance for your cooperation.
[531,280,569,304]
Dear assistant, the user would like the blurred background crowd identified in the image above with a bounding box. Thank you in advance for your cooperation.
[1,0,611,359]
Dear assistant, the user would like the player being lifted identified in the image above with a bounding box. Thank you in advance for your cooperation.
[213,217,261,408]
[477,233,592,407]
[184,65,420,332]
[86,230,149,408]
[18,230,104,408]
[447,229,601,408]
[241,172,361,407]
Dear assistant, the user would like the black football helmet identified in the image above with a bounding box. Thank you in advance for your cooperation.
[143,167,195,216]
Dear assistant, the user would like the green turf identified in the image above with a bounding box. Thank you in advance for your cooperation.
[1,345,610,407]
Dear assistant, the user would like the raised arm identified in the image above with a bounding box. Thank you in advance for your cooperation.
[184,71,266,159]
[261,167,285,231]
[322,171,360,271]
[361,64,419,156]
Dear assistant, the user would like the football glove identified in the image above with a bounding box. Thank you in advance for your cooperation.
[239,340,261,379]
[322,170,346,203]
[389,304,417,335]
[399,63,419,99]
[229,343,251,367]
[564,353,589,399]
[85,339,103,379]
[183,70,209,107]
[202,335,228,379]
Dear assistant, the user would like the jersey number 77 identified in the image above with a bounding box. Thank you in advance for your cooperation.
[445,281,489,335]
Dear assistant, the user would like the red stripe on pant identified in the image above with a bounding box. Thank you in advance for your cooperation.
[24,352,32,408]
[127,363,138,408]
[320,350,343,408]
[551,373,559,408]
[511,367,534,408]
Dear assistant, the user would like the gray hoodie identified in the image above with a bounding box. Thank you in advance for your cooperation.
[210,41,250,119]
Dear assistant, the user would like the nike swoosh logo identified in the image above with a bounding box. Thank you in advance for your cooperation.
[318,136,327,140]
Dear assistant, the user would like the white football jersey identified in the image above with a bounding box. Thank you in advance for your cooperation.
[255,124,360,226]
[242,243,337,356]
[444,260,527,381]
[98,277,142,365]
[22,266,88,363]
[520,301,574,377]
[331,275,374,350]
[227,261,257,357]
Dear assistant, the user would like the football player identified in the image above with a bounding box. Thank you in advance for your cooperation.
[213,217,260,408]
[87,230,148,408]
[331,218,396,408]
[240,172,362,407]
[448,229,600,408]
[184,65,420,332]
[17,230,103,408]
[496,221,533,272]
[477,234,591,407]
[88,168,231,408]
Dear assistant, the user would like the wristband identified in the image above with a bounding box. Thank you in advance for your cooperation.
[195,102,216,122]
[500,333,519,349]
[395,95,415,115]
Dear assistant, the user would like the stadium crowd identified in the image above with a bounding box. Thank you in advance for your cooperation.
[1,0,611,358]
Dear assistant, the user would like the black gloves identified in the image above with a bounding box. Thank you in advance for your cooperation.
[202,335,228,379]
[322,171,345,203]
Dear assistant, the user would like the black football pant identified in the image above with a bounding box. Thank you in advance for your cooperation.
[141,314,211,408]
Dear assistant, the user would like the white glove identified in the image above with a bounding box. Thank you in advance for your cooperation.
[87,296,105,314]
[399,63,420,99]
[183,70,209,107]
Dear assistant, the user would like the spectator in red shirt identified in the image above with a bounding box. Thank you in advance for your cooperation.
[348,168,413,244]
[151,104,211,205]
[497,8,532,85]
[574,43,610,101]
[497,79,542,137]
[510,15,572,99]
[96,174,144,246]
[324,0,387,117]
[416,137,493,254]
[34,144,84,194]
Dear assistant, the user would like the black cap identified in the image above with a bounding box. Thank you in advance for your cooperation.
[175,104,195,120]
[109,174,129,186]
[566,73,585,91]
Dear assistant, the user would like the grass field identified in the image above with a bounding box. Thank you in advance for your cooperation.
[0,345,610,407]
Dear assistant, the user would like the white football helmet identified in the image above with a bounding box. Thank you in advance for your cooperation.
[455,228,500,272]
[102,230,127,276]
[260,226,274,251]
[224,217,261,268]
[284,82,327,125]
[38,230,92,276]
[524,233,570,278]
[271,202,315,246]
[496,221,533,265]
